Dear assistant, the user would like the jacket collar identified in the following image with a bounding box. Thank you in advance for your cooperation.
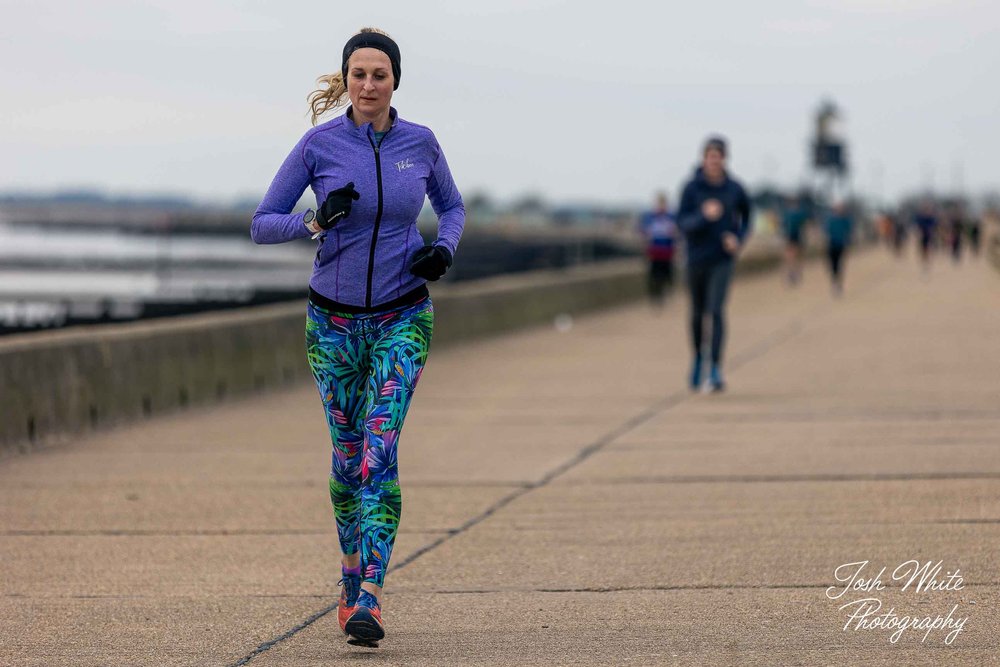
[695,166,730,187]
[341,106,399,138]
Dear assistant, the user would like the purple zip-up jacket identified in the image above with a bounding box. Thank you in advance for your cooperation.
[251,106,464,310]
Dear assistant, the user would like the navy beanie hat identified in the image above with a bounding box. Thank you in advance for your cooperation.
[703,135,728,157]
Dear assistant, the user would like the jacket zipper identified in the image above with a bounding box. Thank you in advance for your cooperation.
[365,131,387,308]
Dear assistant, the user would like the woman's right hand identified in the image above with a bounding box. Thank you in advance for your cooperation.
[317,182,361,229]
[701,199,723,222]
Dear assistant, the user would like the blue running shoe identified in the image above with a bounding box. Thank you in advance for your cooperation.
[709,364,725,392]
[689,355,703,391]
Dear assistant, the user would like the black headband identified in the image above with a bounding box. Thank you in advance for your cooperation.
[341,32,401,90]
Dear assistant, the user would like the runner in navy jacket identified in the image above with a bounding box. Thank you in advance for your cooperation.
[676,136,752,392]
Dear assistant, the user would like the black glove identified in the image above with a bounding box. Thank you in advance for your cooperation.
[409,244,453,281]
[317,182,360,229]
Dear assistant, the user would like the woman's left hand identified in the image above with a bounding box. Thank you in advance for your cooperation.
[410,245,453,281]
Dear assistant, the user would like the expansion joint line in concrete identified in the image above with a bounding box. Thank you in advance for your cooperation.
[555,472,1000,486]
[226,264,894,667]
[432,581,1000,595]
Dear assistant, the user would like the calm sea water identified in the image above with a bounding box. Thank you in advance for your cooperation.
[0,222,313,332]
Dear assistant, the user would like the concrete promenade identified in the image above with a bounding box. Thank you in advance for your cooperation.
[1,247,998,666]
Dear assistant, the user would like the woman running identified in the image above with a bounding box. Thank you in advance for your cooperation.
[677,136,752,392]
[251,27,464,647]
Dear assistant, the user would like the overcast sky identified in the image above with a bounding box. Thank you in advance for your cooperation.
[2,0,998,207]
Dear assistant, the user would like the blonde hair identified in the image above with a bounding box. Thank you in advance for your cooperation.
[307,26,394,126]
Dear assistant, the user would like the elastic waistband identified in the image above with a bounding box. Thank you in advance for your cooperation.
[308,284,429,315]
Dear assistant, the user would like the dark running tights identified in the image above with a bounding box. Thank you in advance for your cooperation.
[827,243,845,281]
[686,259,734,365]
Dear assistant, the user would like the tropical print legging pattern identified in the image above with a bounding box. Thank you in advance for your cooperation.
[305,297,433,587]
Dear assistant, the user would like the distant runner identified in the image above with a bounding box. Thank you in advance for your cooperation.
[639,192,678,308]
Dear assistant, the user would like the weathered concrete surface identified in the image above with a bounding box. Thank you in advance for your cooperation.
[248,589,1000,667]
[1,246,999,666]
[0,597,327,667]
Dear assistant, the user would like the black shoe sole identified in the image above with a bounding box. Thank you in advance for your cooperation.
[345,612,385,644]
[346,637,380,648]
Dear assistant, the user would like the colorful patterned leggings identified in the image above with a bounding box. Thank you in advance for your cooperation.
[305,297,433,587]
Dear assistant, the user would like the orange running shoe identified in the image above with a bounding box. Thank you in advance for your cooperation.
[337,574,361,633]
[345,591,385,646]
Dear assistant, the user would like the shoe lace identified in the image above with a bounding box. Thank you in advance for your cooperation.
[339,575,361,606]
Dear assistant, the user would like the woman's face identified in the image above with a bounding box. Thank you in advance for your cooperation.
[347,48,394,118]
[703,148,725,181]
